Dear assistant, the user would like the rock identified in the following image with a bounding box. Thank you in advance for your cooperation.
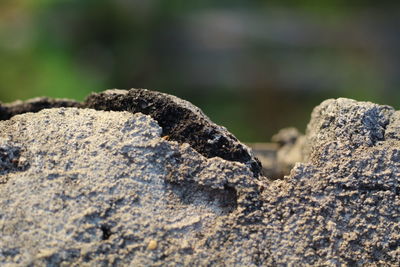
[0,108,261,266]
[0,89,262,177]
[260,98,400,265]
[303,98,394,162]
[271,127,305,177]
[0,97,81,120]
[272,127,300,147]
[84,89,262,176]
[0,92,399,266]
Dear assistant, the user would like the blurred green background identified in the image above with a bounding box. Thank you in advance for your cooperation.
[1,1,400,141]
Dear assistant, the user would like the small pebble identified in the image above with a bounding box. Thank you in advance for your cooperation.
[147,240,158,250]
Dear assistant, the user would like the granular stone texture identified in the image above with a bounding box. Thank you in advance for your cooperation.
[0,92,399,266]
[0,89,262,177]
[303,98,395,162]
[260,98,400,265]
[0,108,261,266]
[84,89,262,176]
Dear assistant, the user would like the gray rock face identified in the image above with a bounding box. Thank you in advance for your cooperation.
[0,108,260,266]
[303,98,394,162]
[0,93,399,266]
[261,98,400,265]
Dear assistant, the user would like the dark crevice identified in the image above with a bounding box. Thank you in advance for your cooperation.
[100,225,112,240]
[340,184,399,194]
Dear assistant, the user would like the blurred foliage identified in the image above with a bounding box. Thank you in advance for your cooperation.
[1,0,400,141]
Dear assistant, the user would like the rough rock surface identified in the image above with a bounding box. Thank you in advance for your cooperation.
[0,89,262,176]
[84,89,262,176]
[0,93,399,266]
[0,108,261,266]
[261,98,400,265]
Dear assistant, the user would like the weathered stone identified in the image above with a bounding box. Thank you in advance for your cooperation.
[0,89,262,177]
[303,98,394,162]
[0,97,81,120]
[0,93,399,266]
[0,108,261,266]
[84,89,262,176]
[260,98,400,265]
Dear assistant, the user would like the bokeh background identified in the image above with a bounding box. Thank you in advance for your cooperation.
[1,1,400,141]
